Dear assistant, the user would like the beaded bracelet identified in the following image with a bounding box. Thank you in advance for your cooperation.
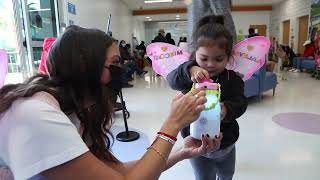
[157,132,177,141]
[157,134,176,145]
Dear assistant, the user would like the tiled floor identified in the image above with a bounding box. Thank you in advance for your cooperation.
[113,69,320,180]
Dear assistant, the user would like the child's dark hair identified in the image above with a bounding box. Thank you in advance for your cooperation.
[191,15,233,58]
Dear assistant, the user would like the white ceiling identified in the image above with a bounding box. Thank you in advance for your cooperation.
[124,0,285,22]
[121,0,285,10]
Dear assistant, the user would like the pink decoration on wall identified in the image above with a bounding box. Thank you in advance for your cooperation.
[0,49,8,87]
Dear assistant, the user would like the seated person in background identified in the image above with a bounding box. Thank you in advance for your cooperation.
[133,50,145,70]
[277,45,296,69]
[290,40,315,72]
[136,41,146,57]
[121,44,147,77]
[0,25,222,179]
[117,41,133,87]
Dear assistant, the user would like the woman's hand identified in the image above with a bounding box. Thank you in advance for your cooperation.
[180,134,223,159]
[166,88,207,131]
[189,66,212,83]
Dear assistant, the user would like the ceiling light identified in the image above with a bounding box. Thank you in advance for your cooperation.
[144,0,173,3]
[146,16,150,19]
[176,15,180,17]
[176,17,180,20]
[148,19,152,21]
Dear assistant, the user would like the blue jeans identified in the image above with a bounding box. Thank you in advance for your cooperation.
[190,144,236,180]
[293,57,314,69]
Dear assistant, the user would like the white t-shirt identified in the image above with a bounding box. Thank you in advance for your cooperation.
[0,92,89,180]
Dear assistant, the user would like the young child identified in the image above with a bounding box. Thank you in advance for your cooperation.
[167,15,248,180]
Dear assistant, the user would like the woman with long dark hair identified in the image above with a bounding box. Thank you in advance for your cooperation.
[0,25,221,179]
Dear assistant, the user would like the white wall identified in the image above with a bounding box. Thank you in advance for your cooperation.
[58,0,142,43]
[270,0,312,52]
[231,11,271,37]
[132,17,146,44]
[144,12,271,45]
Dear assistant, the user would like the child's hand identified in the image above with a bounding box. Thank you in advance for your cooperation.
[220,102,227,121]
[189,66,211,83]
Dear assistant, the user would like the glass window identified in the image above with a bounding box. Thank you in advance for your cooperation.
[27,0,57,41]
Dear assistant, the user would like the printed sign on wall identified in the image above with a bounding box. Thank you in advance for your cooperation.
[67,2,76,15]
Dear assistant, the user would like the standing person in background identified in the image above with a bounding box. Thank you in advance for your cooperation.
[183,37,187,43]
[178,37,184,46]
[248,28,259,38]
[178,37,189,52]
[166,33,176,45]
[154,29,167,43]
[187,0,237,45]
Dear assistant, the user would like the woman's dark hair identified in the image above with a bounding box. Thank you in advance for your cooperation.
[191,15,233,59]
[0,25,116,161]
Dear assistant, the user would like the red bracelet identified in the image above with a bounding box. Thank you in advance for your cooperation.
[157,132,177,141]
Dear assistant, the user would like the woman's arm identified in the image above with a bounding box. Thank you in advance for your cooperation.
[42,88,207,180]
[107,147,186,174]
[109,135,220,174]
[43,118,210,180]
[42,120,178,180]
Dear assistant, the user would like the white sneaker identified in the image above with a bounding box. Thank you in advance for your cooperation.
[293,69,301,72]
[289,68,295,72]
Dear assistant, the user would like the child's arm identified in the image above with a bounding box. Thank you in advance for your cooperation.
[166,60,197,92]
[223,74,247,121]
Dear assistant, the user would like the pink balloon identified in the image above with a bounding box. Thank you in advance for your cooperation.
[0,49,8,88]
[227,36,270,81]
[147,43,190,78]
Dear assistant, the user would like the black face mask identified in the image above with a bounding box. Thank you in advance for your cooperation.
[106,65,125,91]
